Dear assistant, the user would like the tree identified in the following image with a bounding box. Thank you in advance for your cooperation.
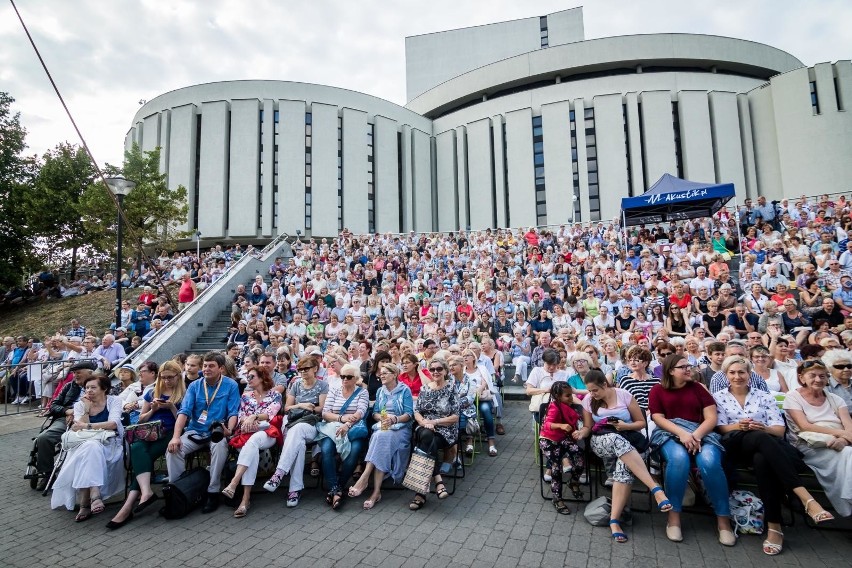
[79,144,189,266]
[0,92,38,289]
[27,143,98,279]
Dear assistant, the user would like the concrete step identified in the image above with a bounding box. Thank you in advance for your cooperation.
[502,385,527,401]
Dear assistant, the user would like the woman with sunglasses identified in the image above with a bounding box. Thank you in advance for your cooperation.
[409,358,460,511]
[106,360,185,529]
[784,358,852,518]
[649,354,734,546]
[824,349,852,407]
[264,357,328,507]
[220,365,282,518]
[319,364,369,510]
[664,304,691,338]
[349,363,413,509]
[713,355,832,555]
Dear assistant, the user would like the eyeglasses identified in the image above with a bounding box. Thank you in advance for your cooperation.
[833,364,852,370]
[429,367,445,373]
[340,374,357,380]
[673,364,694,371]
[160,374,178,380]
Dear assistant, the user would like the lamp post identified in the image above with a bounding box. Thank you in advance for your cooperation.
[105,177,136,331]
[195,230,202,260]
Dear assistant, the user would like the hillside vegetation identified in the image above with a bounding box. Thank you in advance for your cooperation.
[0,291,116,340]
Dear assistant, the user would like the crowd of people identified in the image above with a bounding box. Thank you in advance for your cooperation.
[12,192,852,553]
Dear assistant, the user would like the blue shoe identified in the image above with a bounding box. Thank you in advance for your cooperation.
[610,519,628,543]
[439,462,452,475]
[651,486,673,512]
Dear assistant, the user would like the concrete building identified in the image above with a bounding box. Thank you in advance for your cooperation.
[126,7,852,240]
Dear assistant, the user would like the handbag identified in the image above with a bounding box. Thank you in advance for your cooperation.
[61,428,116,450]
[339,387,368,440]
[529,392,550,412]
[798,429,837,448]
[125,420,164,444]
[160,467,210,520]
[729,490,764,535]
[465,416,480,436]
[583,496,633,526]
[402,447,435,494]
[592,421,649,453]
[286,407,319,428]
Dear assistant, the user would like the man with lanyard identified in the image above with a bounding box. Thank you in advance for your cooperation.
[167,352,240,513]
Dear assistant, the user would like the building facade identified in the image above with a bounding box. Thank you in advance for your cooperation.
[126,7,852,241]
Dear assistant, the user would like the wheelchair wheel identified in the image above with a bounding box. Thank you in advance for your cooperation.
[29,474,39,490]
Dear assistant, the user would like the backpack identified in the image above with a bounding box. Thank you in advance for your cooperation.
[729,490,764,535]
[160,467,210,519]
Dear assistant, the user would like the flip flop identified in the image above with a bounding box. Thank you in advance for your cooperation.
[90,497,105,515]
[233,504,249,518]
[363,495,381,510]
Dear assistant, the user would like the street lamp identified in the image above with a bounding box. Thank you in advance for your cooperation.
[195,230,202,260]
[105,176,136,331]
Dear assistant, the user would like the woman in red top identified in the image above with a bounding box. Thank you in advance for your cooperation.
[538,382,584,514]
[177,274,197,309]
[398,354,430,398]
[667,282,692,315]
[649,355,734,546]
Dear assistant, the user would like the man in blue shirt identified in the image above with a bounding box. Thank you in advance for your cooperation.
[166,352,240,513]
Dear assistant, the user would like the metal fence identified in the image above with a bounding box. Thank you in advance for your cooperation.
[0,359,90,417]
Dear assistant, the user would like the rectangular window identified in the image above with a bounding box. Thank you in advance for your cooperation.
[258,110,264,230]
[569,109,580,222]
[502,123,509,226]
[585,107,600,222]
[305,112,312,230]
[810,81,820,114]
[273,142,279,229]
[623,103,633,197]
[193,114,202,231]
[368,123,375,233]
[338,116,343,231]
[672,101,683,178]
[539,16,548,48]
[532,115,546,226]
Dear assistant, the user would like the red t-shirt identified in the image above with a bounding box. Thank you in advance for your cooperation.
[648,381,715,424]
[398,369,431,398]
[668,293,692,309]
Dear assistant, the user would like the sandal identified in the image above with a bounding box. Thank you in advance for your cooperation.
[75,506,93,523]
[552,499,571,515]
[233,504,249,518]
[496,424,506,435]
[609,519,628,543]
[409,494,426,511]
[435,482,449,499]
[651,485,673,512]
[568,480,583,499]
[488,446,498,457]
[805,498,834,524]
[221,486,235,499]
[90,496,105,515]
[363,495,381,510]
[331,492,343,511]
[762,528,783,556]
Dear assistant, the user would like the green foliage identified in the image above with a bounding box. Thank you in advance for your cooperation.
[0,92,39,288]
[27,143,98,274]
[79,144,190,259]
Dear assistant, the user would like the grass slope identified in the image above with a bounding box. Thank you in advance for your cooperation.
[0,291,117,340]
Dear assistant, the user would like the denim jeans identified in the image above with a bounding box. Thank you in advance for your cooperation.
[319,436,366,492]
[658,438,730,515]
[478,400,495,438]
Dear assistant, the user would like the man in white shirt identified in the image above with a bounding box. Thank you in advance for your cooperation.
[286,313,307,345]
[689,266,715,295]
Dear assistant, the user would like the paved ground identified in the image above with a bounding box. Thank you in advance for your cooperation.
[1,402,849,568]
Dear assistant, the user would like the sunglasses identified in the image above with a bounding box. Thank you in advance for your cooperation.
[800,360,827,371]
[832,364,852,370]
[428,367,445,373]
[340,374,357,380]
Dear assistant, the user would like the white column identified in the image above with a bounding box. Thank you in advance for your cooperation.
[228,99,261,238]
[412,129,433,232]
[167,104,197,232]
[142,114,160,153]
[736,94,758,200]
[400,125,413,231]
[277,99,306,236]
[709,91,746,193]
[639,90,677,186]
[492,115,507,227]
[374,115,400,233]
[836,60,852,111]
[455,126,468,230]
[467,118,494,230]
[541,101,572,225]
[592,94,629,221]
[342,108,369,234]
[197,101,229,239]
[505,107,536,228]
[574,99,590,222]
[435,129,457,231]
[814,62,838,114]
[677,91,714,182]
[310,103,339,238]
[158,110,171,179]
[261,99,274,237]
[624,92,645,195]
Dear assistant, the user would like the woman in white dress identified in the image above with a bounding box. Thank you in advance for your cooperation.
[51,373,124,520]
[783,360,852,517]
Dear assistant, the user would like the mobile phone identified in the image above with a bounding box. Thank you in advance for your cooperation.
[606,416,620,424]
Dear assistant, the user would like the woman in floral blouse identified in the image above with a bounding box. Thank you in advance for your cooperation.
[220,366,282,518]
[409,357,460,511]
[713,356,832,555]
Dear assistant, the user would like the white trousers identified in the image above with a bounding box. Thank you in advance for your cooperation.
[274,422,317,492]
[236,431,276,486]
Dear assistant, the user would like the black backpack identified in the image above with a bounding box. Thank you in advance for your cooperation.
[160,468,210,519]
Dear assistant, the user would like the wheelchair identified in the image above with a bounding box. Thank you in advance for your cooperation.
[24,415,69,496]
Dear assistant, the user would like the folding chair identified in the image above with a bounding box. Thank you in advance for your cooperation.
[537,402,593,503]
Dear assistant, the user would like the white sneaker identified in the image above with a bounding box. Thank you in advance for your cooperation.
[543,470,553,483]
[20,396,30,405]
[11,397,22,405]
[579,473,588,484]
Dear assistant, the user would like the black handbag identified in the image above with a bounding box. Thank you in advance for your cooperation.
[286,407,319,428]
[160,467,210,519]
[592,422,650,453]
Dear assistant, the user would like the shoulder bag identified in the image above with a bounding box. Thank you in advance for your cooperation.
[61,428,116,450]
[125,420,163,444]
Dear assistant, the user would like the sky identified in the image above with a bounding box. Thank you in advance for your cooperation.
[1,0,850,168]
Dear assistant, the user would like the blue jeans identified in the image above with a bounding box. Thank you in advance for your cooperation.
[658,438,730,515]
[479,401,495,438]
[319,436,366,492]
